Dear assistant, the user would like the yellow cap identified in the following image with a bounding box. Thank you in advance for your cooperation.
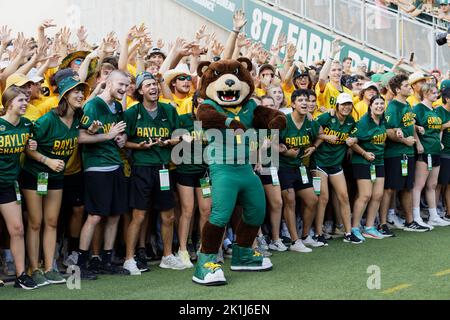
[5,73,32,91]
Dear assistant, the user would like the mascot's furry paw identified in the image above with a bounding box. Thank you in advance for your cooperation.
[268,115,287,130]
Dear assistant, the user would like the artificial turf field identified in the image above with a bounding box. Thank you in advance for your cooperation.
[1,227,449,300]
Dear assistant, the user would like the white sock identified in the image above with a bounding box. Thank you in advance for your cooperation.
[388,209,396,217]
[413,207,421,220]
[429,208,439,220]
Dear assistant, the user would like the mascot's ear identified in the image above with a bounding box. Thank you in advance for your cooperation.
[237,57,253,72]
[197,61,211,78]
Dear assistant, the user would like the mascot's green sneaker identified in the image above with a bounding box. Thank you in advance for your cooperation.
[230,244,273,271]
[192,253,227,286]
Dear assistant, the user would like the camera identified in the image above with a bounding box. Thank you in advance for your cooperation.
[436,26,450,46]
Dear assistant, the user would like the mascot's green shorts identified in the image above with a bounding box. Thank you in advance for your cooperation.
[192,58,287,286]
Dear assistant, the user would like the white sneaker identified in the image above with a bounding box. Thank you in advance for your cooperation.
[268,239,288,252]
[289,240,312,253]
[415,216,434,230]
[388,214,405,230]
[178,250,194,268]
[123,259,141,276]
[428,216,450,227]
[256,235,269,251]
[302,235,325,248]
[159,254,186,270]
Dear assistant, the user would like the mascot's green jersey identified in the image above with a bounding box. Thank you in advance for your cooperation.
[202,99,258,165]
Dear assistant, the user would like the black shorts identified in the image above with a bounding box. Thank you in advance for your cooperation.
[278,167,313,191]
[19,170,64,191]
[438,157,450,185]
[352,164,385,180]
[416,153,441,167]
[170,169,177,188]
[84,168,128,216]
[255,167,278,186]
[384,156,415,191]
[313,165,343,176]
[177,170,208,188]
[63,172,84,207]
[129,166,175,212]
[0,186,17,205]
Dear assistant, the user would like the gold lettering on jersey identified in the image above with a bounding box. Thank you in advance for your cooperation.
[0,133,30,154]
[427,117,442,130]
[286,136,311,148]
[371,133,387,145]
[323,127,348,145]
[136,127,170,138]
[52,137,78,157]
[402,112,415,127]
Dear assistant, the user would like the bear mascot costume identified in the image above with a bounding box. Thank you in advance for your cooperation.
[192,57,287,286]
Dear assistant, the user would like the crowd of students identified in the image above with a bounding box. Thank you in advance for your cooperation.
[1,12,450,290]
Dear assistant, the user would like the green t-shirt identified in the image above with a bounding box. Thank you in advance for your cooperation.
[0,117,33,187]
[124,102,179,166]
[23,111,80,180]
[351,113,387,166]
[314,113,355,167]
[435,106,450,156]
[280,114,320,168]
[176,108,208,174]
[414,103,442,155]
[80,97,124,169]
[203,99,258,165]
[384,99,415,158]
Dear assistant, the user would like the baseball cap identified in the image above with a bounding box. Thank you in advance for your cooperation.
[5,73,33,91]
[148,47,166,59]
[27,68,44,83]
[258,64,276,75]
[439,0,449,5]
[136,72,156,89]
[336,93,353,105]
[362,81,379,91]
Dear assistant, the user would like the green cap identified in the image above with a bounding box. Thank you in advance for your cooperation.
[441,79,450,91]
[380,72,396,88]
[439,0,449,5]
[371,74,383,83]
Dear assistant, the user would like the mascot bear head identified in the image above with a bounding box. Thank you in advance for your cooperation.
[197,57,254,108]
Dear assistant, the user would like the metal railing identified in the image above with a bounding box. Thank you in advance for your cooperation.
[259,0,449,71]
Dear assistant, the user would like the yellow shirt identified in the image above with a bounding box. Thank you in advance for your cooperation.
[352,101,369,122]
[31,95,59,118]
[255,88,266,97]
[314,82,353,118]
[64,146,82,176]
[24,103,42,122]
[282,83,295,107]
[407,95,421,108]
[433,98,443,108]
[126,96,138,109]
[353,96,360,105]
[172,94,193,108]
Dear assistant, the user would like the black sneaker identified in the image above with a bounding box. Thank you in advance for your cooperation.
[99,262,130,275]
[136,259,149,273]
[136,247,149,263]
[79,267,98,280]
[343,233,363,244]
[88,257,102,274]
[313,234,329,246]
[404,221,430,232]
[14,273,38,290]
[377,224,395,238]
[281,236,292,246]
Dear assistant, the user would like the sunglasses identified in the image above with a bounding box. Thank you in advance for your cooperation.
[74,58,84,65]
[177,76,192,82]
